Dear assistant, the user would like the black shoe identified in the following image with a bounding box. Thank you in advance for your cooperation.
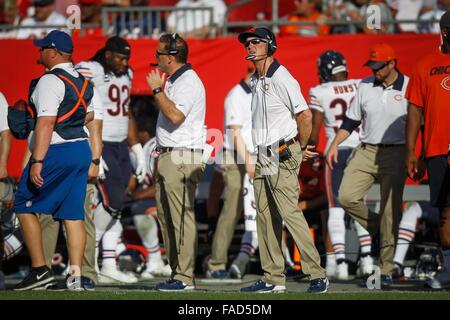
[82,276,96,291]
[14,266,56,291]
[425,269,450,289]
[380,275,393,290]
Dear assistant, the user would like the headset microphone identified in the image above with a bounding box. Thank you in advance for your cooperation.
[245,53,268,61]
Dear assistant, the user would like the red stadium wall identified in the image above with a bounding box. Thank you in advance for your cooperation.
[0,34,438,178]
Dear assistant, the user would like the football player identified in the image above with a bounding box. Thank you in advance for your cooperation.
[309,50,373,280]
[75,36,146,284]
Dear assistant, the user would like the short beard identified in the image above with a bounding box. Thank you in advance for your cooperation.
[112,69,128,77]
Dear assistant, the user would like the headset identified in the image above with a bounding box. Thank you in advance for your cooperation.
[262,27,277,56]
[168,33,179,55]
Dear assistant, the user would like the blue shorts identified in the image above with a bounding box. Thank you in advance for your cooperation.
[14,140,91,220]
[325,148,353,208]
[96,141,132,211]
[426,155,450,209]
[130,198,157,216]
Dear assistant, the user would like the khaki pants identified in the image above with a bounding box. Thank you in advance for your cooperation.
[338,144,406,276]
[155,150,204,285]
[40,183,97,282]
[208,150,246,271]
[254,142,325,286]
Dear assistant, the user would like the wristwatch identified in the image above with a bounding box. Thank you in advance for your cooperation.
[91,158,100,165]
[153,87,163,95]
[30,158,44,165]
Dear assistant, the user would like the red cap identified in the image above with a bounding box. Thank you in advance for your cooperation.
[364,43,396,69]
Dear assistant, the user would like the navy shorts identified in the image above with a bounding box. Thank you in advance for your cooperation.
[426,155,450,209]
[130,198,157,216]
[97,141,132,211]
[14,140,91,220]
[325,148,353,208]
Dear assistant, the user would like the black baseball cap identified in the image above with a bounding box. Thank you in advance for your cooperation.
[238,27,274,44]
[105,36,131,56]
[440,10,450,31]
[33,0,55,7]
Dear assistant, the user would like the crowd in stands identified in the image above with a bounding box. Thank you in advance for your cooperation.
[0,0,448,38]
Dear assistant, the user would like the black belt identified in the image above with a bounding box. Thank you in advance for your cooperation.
[258,137,298,154]
[156,146,203,154]
[362,143,405,148]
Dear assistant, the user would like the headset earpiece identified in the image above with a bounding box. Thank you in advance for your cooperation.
[262,27,277,55]
[168,33,178,55]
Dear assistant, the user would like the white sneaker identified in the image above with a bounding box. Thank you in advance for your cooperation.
[336,262,349,280]
[140,270,155,280]
[359,255,374,276]
[99,266,138,284]
[326,255,337,279]
[145,262,172,277]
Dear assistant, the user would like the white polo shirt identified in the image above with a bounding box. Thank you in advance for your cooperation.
[223,79,254,152]
[251,60,309,148]
[167,0,227,33]
[346,74,409,145]
[0,92,9,133]
[28,63,95,151]
[156,64,206,149]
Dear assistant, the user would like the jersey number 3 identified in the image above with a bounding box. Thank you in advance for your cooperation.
[330,97,359,133]
[107,84,130,116]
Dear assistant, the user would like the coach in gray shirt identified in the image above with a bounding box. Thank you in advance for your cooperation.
[327,43,409,288]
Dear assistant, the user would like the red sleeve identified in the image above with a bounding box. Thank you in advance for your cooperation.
[406,63,425,109]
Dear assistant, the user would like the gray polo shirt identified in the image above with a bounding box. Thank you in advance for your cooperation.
[250,60,309,148]
[346,73,409,145]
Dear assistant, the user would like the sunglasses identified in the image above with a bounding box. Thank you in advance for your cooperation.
[156,51,171,57]
[244,38,267,48]
[372,61,391,72]
[40,46,55,52]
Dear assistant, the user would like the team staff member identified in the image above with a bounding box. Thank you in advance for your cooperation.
[327,43,409,288]
[238,27,328,294]
[146,33,206,291]
[405,11,450,289]
[207,66,257,279]
[39,86,103,291]
[13,30,95,291]
[0,91,11,290]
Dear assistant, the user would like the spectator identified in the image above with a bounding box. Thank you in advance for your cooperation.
[419,0,449,33]
[167,0,227,38]
[0,0,23,38]
[16,0,68,39]
[280,0,330,36]
[390,0,425,32]
[339,0,395,34]
[115,0,167,38]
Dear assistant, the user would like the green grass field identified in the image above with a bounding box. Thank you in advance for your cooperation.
[2,274,449,300]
